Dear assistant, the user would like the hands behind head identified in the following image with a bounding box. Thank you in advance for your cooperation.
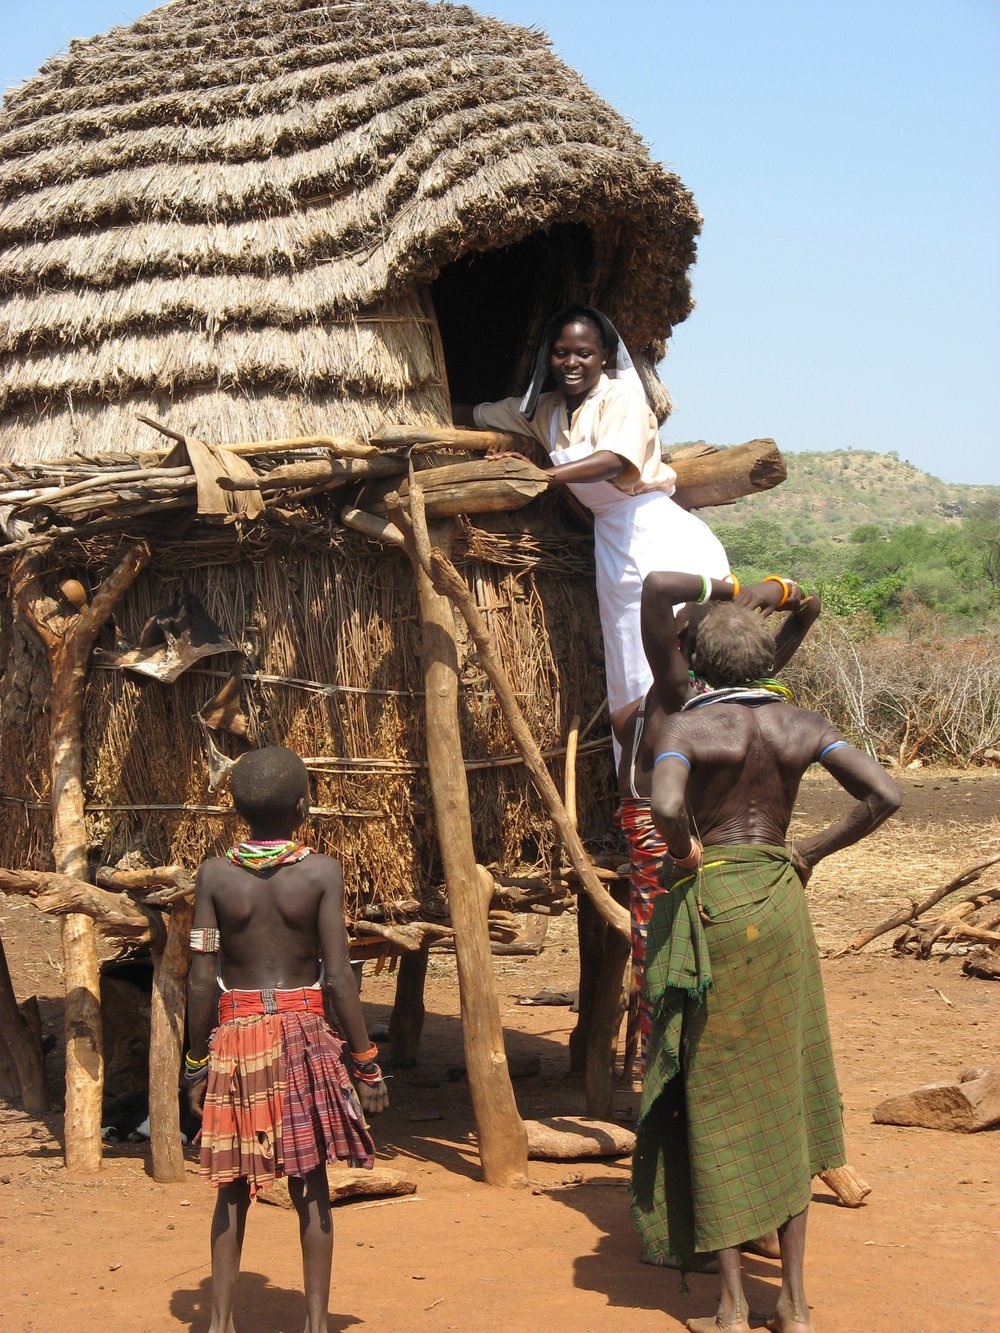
[737,579,805,617]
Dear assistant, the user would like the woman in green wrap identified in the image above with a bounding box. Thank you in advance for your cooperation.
[632,602,900,1333]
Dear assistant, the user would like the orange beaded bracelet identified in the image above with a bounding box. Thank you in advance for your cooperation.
[763,575,794,608]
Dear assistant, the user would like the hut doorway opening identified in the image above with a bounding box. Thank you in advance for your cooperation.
[430,225,594,405]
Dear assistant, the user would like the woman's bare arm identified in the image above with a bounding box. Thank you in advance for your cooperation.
[791,744,901,870]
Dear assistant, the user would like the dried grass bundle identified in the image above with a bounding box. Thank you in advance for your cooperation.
[0,525,613,924]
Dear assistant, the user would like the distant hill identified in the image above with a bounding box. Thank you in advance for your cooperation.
[675,446,1000,540]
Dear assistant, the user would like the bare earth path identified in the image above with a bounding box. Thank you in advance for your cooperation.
[1,771,998,1332]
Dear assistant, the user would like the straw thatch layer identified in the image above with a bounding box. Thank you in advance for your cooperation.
[0,0,699,464]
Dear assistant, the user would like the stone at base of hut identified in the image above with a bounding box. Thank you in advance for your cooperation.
[872,1068,1000,1132]
[257,1165,417,1209]
[524,1117,636,1160]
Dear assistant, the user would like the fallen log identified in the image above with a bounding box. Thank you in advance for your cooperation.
[372,425,519,452]
[352,920,455,953]
[96,864,194,896]
[0,867,156,940]
[373,428,787,511]
[257,1164,418,1209]
[524,1117,636,1160]
[872,1068,1000,1132]
[962,948,1000,980]
[373,457,549,519]
[818,1165,871,1207]
[892,890,1000,958]
[669,438,786,510]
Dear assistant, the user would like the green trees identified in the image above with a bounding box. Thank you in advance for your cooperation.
[710,515,1000,629]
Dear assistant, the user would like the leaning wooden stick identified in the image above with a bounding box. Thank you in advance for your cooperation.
[836,852,1000,955]
[403,469,630,941]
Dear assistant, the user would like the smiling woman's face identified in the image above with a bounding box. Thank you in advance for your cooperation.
[549,320,606,404]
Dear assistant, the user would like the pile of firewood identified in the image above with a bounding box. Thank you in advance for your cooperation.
[838,852,1000,978]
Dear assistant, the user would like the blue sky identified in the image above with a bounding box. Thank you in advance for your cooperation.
[3,1,998,483]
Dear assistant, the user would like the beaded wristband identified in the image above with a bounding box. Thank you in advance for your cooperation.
[763,575,793,608]
[184,1050,210,1085]
[667,839,703,870]
[351,1060,384,1085]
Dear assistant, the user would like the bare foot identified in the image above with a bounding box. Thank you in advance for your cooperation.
[766,1310,814,1332]
[687,1319,752,1333]
[742,1230,781,1259]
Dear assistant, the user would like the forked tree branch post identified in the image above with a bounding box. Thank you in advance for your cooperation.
[383,495,527,1186]
[14,542,151,1171]
[149,899,194,1182]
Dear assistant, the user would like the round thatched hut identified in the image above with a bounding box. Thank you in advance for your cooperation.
[0,0,701,897]
[0,0,725,1179]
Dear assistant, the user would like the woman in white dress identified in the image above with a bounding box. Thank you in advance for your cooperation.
[454,305,729,741]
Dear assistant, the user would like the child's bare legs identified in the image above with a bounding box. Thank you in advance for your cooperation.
[769,1208,813,1332]
[687,1245,751,1332]
[209,1179,251,1333]
[288,1166,333,1333]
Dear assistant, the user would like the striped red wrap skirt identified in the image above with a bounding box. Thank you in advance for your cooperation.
[618,797,680,1068]
[199,985,375,1195]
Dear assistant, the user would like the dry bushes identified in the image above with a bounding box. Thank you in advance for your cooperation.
[785,617,1000,767]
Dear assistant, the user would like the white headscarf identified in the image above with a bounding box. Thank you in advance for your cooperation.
[518,305,649,421]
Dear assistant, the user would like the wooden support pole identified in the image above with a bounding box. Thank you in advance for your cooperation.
[15,542,150,1172]
[584,882,632,1118]
[412,541,528,1185]
[569,895,605,1075]
[149,899,193,1183]
[0,1023,19,1100]
[0,930,48,1111]
[386,500,526,1185]
[387,947,430,1069]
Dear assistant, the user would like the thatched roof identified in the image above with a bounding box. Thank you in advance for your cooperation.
[0,0,700,462]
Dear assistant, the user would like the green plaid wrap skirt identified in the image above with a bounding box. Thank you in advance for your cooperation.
[631,844,845,1266]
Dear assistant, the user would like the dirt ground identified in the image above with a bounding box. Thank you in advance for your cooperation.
[1,769,998,1332]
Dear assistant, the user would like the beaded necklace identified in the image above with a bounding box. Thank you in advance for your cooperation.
[682,678,794,712]
[226,839,314,871]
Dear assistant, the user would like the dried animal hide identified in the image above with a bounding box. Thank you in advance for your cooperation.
[94,595,238,682]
